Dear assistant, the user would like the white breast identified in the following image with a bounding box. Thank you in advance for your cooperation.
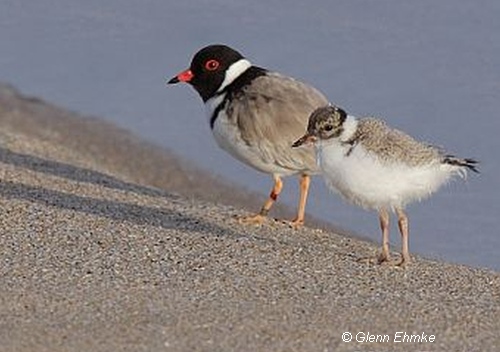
[208,106,295,176]
[317,140,458,210]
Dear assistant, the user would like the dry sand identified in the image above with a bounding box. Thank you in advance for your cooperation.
[0,84,499,352]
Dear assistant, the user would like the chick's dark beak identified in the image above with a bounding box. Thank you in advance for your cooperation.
[167,69,194,84]
[292,134,317,148]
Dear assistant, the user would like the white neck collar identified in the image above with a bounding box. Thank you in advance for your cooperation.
[339,115,359,142]
[216,59,252,93]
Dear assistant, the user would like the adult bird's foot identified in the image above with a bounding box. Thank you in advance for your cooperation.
[237,213,268,226]
[281,218,304,229]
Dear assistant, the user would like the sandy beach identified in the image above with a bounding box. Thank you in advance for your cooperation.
[1,84,499,351]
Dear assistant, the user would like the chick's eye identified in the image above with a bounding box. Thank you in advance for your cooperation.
[324,124,333,132]
[205,59,220,71]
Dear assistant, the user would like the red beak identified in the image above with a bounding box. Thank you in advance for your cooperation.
[167,69,194,84]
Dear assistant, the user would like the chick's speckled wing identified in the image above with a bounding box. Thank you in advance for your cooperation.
[354,118,442,167]
[227,72,328,173]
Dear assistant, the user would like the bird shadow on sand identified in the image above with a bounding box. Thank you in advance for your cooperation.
[0,147,167,198]
[0,147,265,241]
[0,180,265,241]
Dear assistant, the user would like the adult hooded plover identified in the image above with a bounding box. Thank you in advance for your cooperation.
[168,44,328,227]
[293,105,478,265]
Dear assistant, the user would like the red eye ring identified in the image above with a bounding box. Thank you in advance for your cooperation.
[205,59,220,71]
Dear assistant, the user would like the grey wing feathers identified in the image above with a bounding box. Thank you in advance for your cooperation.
[356,118,479,173]
[228,73,328,172]
[356,118,442,166]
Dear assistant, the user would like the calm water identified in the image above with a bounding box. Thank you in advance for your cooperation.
[1,1,498,270]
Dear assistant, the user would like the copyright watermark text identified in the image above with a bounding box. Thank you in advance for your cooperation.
[342,331,435,343]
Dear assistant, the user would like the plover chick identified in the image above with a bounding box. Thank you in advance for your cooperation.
[293,105,478,265]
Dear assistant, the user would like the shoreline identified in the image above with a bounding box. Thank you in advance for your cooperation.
[1,83,498,351]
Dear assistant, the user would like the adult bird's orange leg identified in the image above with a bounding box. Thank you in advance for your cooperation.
[287,174,310,229]
[239,175,283,225]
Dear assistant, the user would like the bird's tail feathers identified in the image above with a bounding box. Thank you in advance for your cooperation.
[443,155,479,176]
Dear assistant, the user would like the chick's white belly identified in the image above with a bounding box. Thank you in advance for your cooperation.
[318,143,451,210]
[211,112,296,176]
